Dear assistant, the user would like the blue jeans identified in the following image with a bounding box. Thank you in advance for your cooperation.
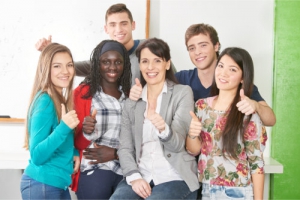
[201,183,254,200]
[110,179,197,200]
[76,168,123,199]
[20,174,71,200]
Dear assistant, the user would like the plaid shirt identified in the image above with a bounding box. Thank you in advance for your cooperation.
[80,88,125,175]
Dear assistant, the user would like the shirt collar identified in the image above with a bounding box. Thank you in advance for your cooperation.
[141,81,168,102]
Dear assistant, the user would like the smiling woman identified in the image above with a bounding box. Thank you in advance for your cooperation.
[72,40,132,200]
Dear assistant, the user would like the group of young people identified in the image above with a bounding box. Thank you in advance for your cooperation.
[20,3,275,200]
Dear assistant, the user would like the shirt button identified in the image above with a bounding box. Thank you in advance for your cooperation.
[167,154,171,158]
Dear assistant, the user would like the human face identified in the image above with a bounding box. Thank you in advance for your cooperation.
[104,12,135,50]
[99,50,124,86]
[215,55,243,92]
[51,52,74,93]
[187,33,219,71]
[139,48,170,87]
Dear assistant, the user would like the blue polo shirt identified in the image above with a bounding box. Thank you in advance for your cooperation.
[175,68,264,102]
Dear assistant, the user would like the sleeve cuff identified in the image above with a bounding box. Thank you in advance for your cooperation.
[126,173,143,185]
[156,123,170,139]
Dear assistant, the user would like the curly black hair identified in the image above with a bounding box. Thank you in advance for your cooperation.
[81,40,132,98]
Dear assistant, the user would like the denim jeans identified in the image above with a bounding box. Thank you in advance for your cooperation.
[201,183,254,200]
[76,168,123,199]
[110,179,197,200]
[20,174,71,200]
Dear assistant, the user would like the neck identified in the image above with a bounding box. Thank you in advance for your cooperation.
[197,59,217,88]
[100,82,120,99]
[124,39,134,51]
[213,90,237,111]
[147,82,164,100]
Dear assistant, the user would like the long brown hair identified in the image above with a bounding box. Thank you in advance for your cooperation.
[24,43,75,149]
[210,47,254,159]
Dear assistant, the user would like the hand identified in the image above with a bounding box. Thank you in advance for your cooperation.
[73,156,80,174]
[236,89,256,115]
[82,109,97,134]
[148,113,165,133]
[61,104,79,129]
[131,179,151,199]
[83,144,115,164]
[188,111,202,138]
[129,78,142,101]
[35,35,52,51]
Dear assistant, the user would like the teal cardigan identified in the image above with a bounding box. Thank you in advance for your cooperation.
[24,92,78,190]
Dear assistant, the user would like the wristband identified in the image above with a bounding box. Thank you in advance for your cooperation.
[188,134,197,139]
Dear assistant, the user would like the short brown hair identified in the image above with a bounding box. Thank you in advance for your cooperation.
[105,3,133,23]
[185,23,221,56]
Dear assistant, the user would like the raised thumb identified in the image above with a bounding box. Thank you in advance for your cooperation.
[135,78,141,86]
[189,111,198,121]
[91,109,97,119]
[240,88,245,100]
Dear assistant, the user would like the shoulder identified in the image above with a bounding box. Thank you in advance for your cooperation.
[175,69,196,82]
[74,84,90,97]
[31,92,55,113]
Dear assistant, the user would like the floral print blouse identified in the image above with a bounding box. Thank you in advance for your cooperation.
[194,96,267,187]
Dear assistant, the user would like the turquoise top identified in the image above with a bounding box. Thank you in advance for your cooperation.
[24,92,78,190]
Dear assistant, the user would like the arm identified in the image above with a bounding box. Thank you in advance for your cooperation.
[29,94,74,165]
[160,86,194,152]
[186,111,202,155]
[252,173,264,200]
[244,114,267,200]
[74,61,91,77]
[237,88,276,126]
[118,99,141,177]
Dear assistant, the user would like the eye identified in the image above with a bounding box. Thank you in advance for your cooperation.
[188,47,195,52]
[53,65,60,68]
[141,60,148,64]
[67,63,74,68]
[201,44,207,48]
[217,64,223,68]
[116,60,123,65]
[230,68,237,72]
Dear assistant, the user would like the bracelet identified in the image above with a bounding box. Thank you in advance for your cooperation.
[188,134,197,139]
[114,149,119,160]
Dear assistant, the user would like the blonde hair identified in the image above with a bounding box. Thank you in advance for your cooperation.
[24,43,75,149]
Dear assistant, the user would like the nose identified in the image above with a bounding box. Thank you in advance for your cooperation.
[195,46,202,55]
[115,24,122,32]
[61,66,70,74]
[147,62,154,70]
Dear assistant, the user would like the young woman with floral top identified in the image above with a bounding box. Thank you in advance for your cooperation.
[186,47,267,200]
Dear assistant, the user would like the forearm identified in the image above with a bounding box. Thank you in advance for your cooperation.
[252,173,264,200]
[186,136,202,155]
[256,101,276,126]
[74,60,91,77]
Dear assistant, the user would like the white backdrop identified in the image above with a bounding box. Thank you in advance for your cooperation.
[0,0,146,118]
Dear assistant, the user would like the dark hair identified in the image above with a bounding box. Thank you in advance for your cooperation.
[185,23,221,57]
[135,37,178,86]
[105,3,133,23]
[210,47,254,159]
[81,40,132,98]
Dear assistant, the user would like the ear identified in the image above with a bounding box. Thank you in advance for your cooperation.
[241,79,243,84]
[166,60,171,70]
[131,21,136,31]
[214,42,220,52]
[104,25,108,34]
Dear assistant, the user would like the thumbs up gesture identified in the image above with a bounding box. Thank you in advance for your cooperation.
[61,104,79,129]
[236,89,256,115]
[82,108,97,134]
[35,35,52,51]
[129,78,142,101]
[188,111,202,138]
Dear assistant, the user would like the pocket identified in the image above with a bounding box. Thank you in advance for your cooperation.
[224,187,246,199]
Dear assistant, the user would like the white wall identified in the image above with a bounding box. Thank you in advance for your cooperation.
[150,0,274,157]
[0,0,274,199]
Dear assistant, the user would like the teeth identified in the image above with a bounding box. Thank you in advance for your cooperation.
[147,73,158,76]
[196,57,204,61]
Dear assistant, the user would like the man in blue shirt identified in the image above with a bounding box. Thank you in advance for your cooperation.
[175,23,276,126]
